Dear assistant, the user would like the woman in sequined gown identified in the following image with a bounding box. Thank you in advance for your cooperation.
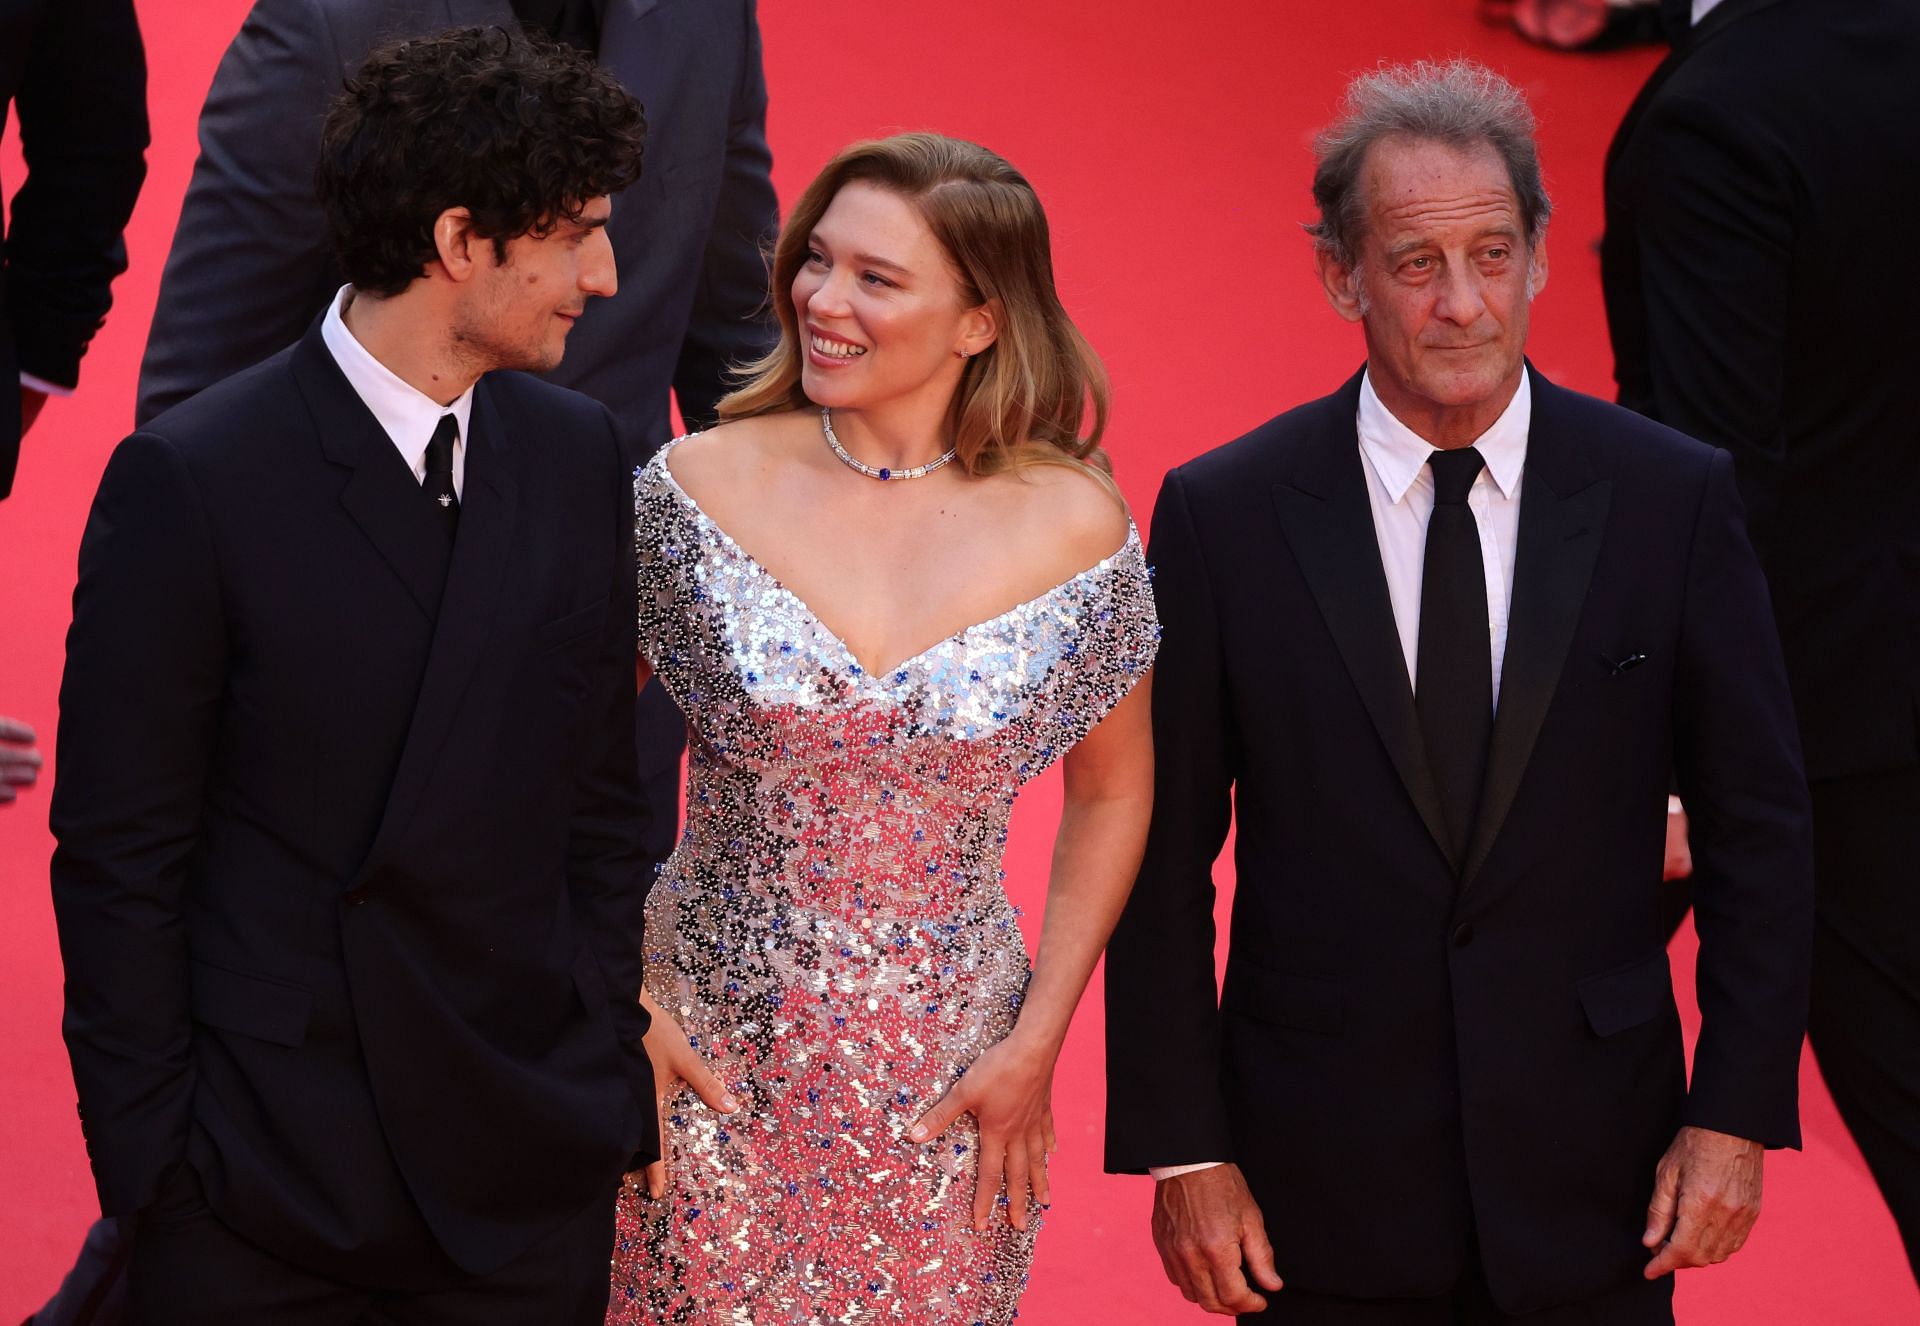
[608,134,1160,1325]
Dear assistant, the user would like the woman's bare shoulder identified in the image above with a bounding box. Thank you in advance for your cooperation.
[667,411,814,492]
[1004,462,1134,571]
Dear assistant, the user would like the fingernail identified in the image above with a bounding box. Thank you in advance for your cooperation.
[721,1095,740,1111]
[910,1124,928,1141]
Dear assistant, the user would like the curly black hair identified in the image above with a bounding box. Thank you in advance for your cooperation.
[316,26,646,297]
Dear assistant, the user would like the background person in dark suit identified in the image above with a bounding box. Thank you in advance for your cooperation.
[1602,0,1920,1282]
[136,0,776,455]
[0,0,147,501]
[1106,60,1814,1323]
[49,30,655,1321]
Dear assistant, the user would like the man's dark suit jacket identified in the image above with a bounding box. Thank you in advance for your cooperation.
[1105,366,1814,1315]
[0,0,147,499]
[50,322,656,1283]
[1602,0,1920,781]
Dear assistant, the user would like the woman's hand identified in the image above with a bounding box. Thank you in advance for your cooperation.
[909,1033,1059,1232]
[629,989,739,1199]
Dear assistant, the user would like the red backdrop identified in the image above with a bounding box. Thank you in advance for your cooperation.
[1,2,1912,1320]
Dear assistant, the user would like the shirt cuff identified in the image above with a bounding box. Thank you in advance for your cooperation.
[1149,1162,1226,1181]
[20,372,74,398]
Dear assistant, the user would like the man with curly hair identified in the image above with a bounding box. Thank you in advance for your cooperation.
[47,29,657,1322]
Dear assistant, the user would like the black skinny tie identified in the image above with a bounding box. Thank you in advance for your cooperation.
[424,414,460,540]
[1416,446,1492,867]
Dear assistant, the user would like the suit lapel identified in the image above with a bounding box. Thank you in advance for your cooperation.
[298,329,452,620]
[356,377,522,882]
[1461,368,1611,886]
[1272,373,1457,872]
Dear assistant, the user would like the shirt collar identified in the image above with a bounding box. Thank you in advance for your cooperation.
[1357,366,1530,504]
[320,286,474,463]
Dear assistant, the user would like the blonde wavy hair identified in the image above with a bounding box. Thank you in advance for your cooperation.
[718,132,1113,490]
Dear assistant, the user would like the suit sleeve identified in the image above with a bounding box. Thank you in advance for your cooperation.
[668,0,779,432]
[1104,469,1238,1173]
[1624,92,1795,553]
[4,0,148,389]
[135,0,343,424]
[1672,447,1814,1149]
[49,432,227,1215]
[568,407,659,1160]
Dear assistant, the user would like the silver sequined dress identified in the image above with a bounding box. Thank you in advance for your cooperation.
[608,439,1159,1324]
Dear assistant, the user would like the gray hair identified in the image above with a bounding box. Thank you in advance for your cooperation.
[1307,59,1551,268]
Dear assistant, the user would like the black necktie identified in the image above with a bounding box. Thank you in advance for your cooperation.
[424,415,460,539]
[1416,446,1492,867]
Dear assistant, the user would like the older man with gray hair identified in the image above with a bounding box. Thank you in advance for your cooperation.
[1105,61,1814,1323]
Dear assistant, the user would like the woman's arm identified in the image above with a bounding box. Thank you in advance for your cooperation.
[911,672,1155,1229]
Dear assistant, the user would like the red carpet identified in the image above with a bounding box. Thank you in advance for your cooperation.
[2,2,1913,1319]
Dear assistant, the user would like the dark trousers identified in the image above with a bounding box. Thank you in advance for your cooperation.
[1245,1254,1673,1324]
[126,1165,618,1325]
[1805,762,1920,1284]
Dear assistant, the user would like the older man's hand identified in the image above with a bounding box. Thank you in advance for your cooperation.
[1151,1163,1283,1315]
[1,716,43,805]
[1642,1125,1765,1278]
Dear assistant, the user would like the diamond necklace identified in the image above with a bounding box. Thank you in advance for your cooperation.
[820,408,957,482]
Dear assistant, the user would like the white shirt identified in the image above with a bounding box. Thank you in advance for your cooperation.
[1148,369,1532,1184]
[1692,0,1725,24]
[320,285,471,498]
[1357,366,1528,707]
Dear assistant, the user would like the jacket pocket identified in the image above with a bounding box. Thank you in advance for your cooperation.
[1220,962,1344,1036]
[535,595,609,654]
[1576,951,1673,1038]
[189,959,313,1047]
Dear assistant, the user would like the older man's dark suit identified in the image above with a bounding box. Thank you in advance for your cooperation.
[50,322,655,1308]
[0,0,147,499]
[1603,0,1920,1278]
[1106,366,1813,1317]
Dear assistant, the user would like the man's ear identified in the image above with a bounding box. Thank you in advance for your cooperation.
[432,207,481,283]
[1316,248,1366,323]
[1526,241,1550,301]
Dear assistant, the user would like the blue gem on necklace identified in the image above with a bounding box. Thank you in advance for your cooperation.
[821,408,956,482]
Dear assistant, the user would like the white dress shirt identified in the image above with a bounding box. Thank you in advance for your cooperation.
[1357,367,1529,706]
[1692,0,1726,24]
[320,285,471,498]
[1148,370,1532,1184]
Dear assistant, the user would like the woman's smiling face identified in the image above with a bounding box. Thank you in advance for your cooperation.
[790,181,992,412]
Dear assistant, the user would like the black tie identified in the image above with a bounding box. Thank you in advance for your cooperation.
[1416,446,1493,867]
[424,414,460,539]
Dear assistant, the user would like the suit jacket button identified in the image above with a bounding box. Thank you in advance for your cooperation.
[343,887,369,907]
[1451,922,1475,948]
